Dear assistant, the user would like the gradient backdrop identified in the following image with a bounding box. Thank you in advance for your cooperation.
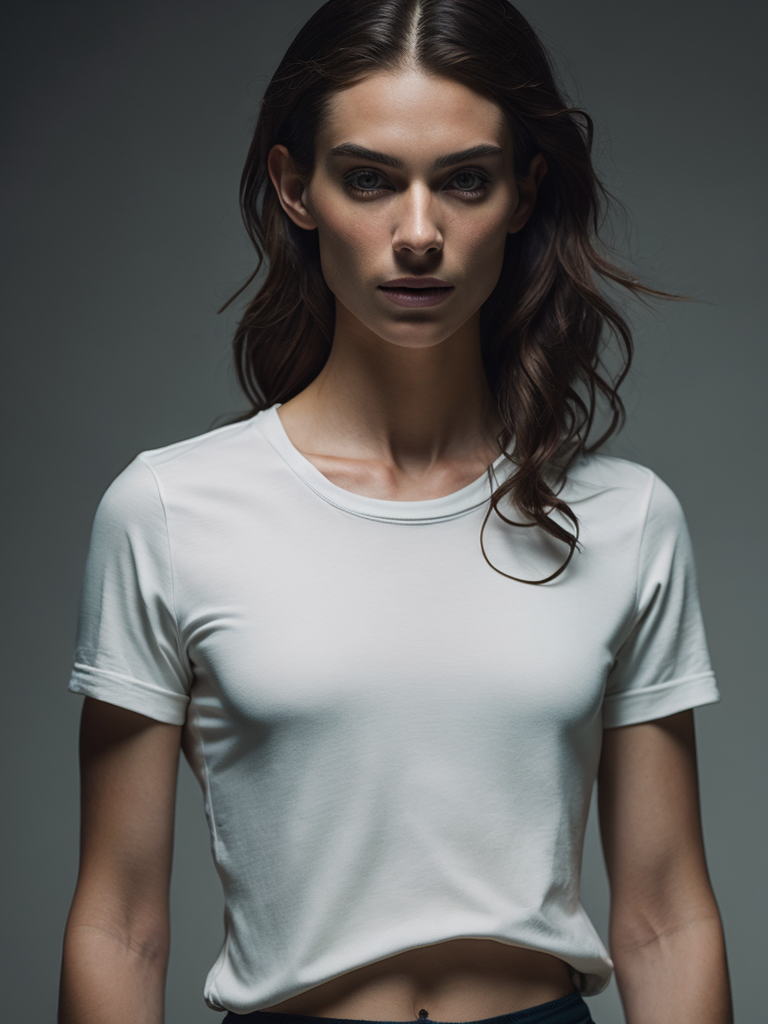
[3,2,765,1022]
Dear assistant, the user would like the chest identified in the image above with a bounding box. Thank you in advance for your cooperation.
[173,502,635,741]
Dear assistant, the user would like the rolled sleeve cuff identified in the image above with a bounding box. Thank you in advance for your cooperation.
[603,671,721,728]
[68,662,189,725]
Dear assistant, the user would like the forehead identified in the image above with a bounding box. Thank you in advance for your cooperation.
[318,69,511,157]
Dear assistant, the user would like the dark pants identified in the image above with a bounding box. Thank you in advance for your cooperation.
[223,992,596,1024]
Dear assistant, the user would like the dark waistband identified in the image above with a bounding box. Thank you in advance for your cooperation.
[223,991,592,1024]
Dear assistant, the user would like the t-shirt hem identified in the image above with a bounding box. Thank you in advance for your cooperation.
[603,671,720,728]
[68,662,189,725]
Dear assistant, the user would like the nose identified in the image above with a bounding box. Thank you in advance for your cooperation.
[391,183,443,256]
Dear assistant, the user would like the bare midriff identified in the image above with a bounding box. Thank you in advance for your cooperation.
[261,938,579,1022]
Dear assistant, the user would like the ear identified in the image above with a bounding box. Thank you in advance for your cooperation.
[267,144,318,231]
[507,152,547,234]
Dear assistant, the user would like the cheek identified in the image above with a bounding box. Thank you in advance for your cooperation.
[313,206,380,295]
[454,211,511,276]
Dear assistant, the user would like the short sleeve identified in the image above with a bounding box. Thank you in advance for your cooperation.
[68,455,192,725]
[603,471,721,728]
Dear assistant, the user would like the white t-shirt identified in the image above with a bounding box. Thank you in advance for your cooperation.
[68,404,721,1011]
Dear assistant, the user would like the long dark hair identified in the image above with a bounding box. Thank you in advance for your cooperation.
[217,0,683,583]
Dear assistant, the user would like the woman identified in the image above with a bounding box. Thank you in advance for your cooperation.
[58,1,733,1023]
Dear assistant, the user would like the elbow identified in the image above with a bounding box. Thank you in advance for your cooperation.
[65,876,171,965]
[609,883,723,953]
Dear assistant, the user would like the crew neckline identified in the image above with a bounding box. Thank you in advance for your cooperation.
[254,404,514,524]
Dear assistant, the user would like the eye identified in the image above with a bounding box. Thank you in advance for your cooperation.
[449,170,491,196]
[344,169,390,195]
[342,167,491,199]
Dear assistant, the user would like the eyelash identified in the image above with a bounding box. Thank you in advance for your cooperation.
[342,167,491,199]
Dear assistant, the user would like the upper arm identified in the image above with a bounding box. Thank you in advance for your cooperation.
[71,696,182,936]
[597,709,718,945]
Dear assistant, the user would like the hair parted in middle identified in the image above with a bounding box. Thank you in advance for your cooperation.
[217,0,684,584]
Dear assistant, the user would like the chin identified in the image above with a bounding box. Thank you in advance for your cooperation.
[375,328,455,351]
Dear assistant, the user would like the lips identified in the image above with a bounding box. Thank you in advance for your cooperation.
[379,277,453,289]
[378,283,454,308]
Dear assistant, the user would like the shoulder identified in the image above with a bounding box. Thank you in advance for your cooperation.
[134,414,264,481]
[84,415,267,548]
[563,450,651,494]
[564,451,683,516]
[97,413,268,510]
[557,452,689,551]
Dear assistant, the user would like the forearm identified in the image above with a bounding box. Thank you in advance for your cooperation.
[58,918,169,1024]
[611,913,733,1024]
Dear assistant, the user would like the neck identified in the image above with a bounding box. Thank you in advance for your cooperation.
[278,306,503,474]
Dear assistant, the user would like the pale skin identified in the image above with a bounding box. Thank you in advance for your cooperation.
[58,69,733,1024]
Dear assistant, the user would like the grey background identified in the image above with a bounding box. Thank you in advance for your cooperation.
[2,2,765,1021]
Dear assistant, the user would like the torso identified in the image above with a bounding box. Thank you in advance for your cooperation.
[262,938,578,1021]
[266,410,577,1020]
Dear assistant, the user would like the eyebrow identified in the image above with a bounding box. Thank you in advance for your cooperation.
[327,142,504,170]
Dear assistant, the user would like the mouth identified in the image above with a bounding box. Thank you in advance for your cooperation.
[379,277,453,290]
[377,285,455,307]
[378,285,454,292]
